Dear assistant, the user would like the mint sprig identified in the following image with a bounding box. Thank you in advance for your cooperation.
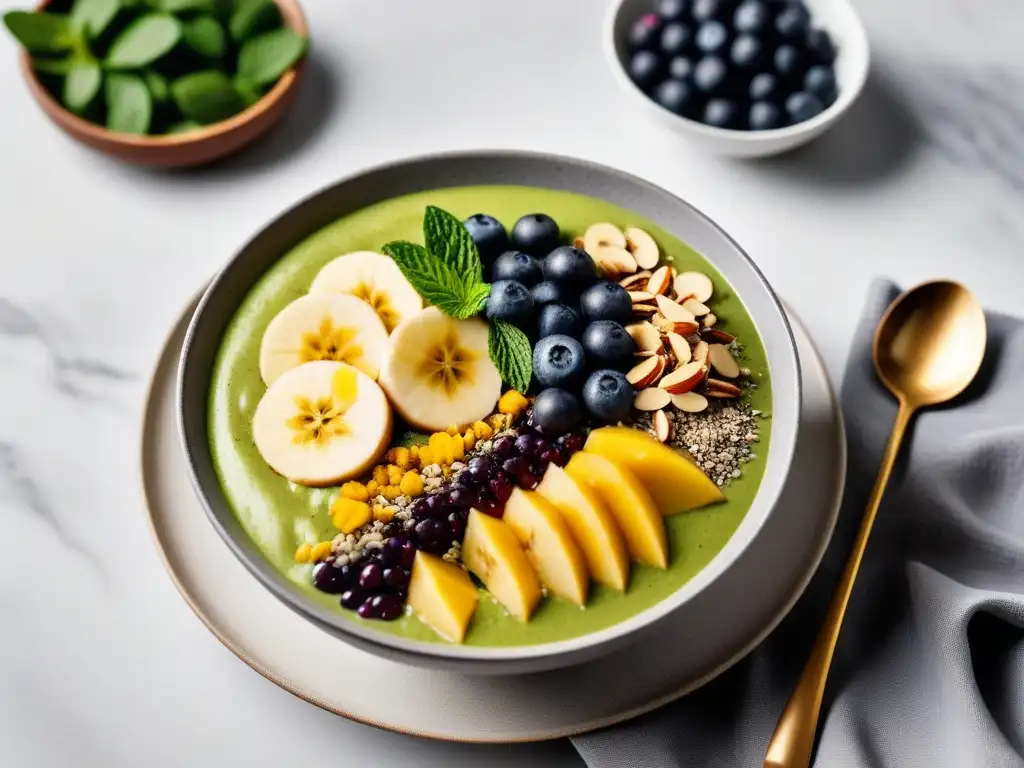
[382,206,533,392]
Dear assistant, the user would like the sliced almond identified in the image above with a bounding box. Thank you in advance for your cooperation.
[626,355,666,389]
[706,379,742,398]
[628,291,656,303]
[626,321,664,354]
[702,327,736,344]
[671,392,709,413]
[583,222,627,255]
[647,265,672,296]
[631,302,658,316]
[591,244,637,279]
[674,271,714,303]
[634,349,657,358]
[619,271,651,291]
[703,312,717,327]
[708,344,740,378]
[666,332,691,365]
[654,295,699,335]
[692,340,710,369]
[634,387,672,411]
[650,313,674,334]
[682,298,711,317]
[623,227,660,270]
[653,409,673,442]
[573,236,586,250]
[658,360,706,395]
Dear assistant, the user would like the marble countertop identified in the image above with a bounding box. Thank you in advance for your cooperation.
[2,0,1022,765]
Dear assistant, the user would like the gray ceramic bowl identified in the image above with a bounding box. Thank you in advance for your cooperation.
[177,151,801,675]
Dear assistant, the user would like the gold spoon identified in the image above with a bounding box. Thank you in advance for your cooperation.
[764,280,987,768]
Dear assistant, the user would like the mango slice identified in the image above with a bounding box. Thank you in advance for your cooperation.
[462,509,542,621]
[407,551,479,643]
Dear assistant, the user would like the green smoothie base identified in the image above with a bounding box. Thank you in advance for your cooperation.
[208,185,773,647]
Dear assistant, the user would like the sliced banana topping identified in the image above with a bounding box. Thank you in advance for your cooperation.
[259,292,389,387]
[309,251,423,334]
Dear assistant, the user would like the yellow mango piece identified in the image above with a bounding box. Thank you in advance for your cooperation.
[504,488,589,606]
[399,470,424,497]
[294,543,313,563]
[565,452,668,569]
[462,509,542,621]
[331,498,371,533]
[331,366,358,411]
[535,464,630,591]
[408,552,480,643]
[584,427,724,516]
[498,389,528,415]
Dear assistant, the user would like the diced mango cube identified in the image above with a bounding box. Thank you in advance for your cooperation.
[498,390,529,415]
[311,541,333,561]
[340,481,369,502]
[331,498,372,533]
[294,543,313,563]
[399,470,424,497]
[408,552,479,642]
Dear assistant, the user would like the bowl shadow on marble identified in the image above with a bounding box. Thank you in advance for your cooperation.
[749,67,922,186]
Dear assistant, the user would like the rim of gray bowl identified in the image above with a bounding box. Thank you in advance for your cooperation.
[603,0,871,143]
[176,150,802,671]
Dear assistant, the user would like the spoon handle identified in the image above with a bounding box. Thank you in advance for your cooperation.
[763,402,913,768]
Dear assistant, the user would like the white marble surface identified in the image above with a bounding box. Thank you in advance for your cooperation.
[1,0,1023,765]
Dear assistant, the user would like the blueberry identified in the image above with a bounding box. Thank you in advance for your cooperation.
[703,98,739,128]
[804,64,837,105]
[733,0,768,33]
[628,13,663,50]
[628,49,665,91]
[805,27,836,64]
[538,303,583,339]
[532,388,582,437]
[660,23,692,57]
[543,246,598,290]
[668,55,695,80]
[463,214,507,268]
[774,44,804,79]
[580,281,633,324]
[695,21,728,55]
[785,90,825,123]
[692,0,727,23]
[581,321,634,371]
[533,334,587,389]
[655,0,690,21]
[491,250,543,287]
[511,213,560,257]
[532,280,569,306]
[775,4,809,39]
[582,369,634,423]
[730,34,763,69]
[693,56,728,93]
[485,280,534,327]
[748,71,777,101]
[654,78,694,114]
[749,100,781,130]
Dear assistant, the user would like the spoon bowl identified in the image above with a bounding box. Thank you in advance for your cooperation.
[873,281,987,408]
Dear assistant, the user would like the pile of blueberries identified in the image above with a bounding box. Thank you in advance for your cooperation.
[464,212,638,437]
[315,430,587,620]
[626,0,838,130]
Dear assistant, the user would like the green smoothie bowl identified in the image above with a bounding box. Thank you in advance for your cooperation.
[177,151,801,675]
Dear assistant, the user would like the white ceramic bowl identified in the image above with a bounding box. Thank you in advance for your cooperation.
[604,0,871,158]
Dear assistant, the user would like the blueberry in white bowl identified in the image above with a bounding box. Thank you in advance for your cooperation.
[654,78,694,114]
[543,246,599,290]
[580,281,633,324]
[582,369,634,423]
[511,213,561,257]
[581,320,634,371]
[485,280,534,327]
[538,303,584,339]
[492,250,544,287]
[531,388,583,436]
[660,22,692,57]
[533,334,587,390]
[532,280,570,306]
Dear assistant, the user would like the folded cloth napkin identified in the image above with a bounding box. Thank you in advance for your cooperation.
[572,279,1024,768]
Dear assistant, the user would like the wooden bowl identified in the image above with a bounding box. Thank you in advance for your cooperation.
[19,0,308,167]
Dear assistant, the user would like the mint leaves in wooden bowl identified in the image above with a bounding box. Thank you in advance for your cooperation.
[6,0,308,167]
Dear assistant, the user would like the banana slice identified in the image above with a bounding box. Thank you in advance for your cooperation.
[378,307,502,434]
[252,361,392,487]
[259,293,389,387]
[309,251,424,334]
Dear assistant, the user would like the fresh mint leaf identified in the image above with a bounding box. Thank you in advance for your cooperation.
[423,205,483,283]
[105,72,152,134]
[105,13,182,69]
[233,76,263,106]
[488,321,532,394]
[396,431,430,448]
[166,119,201,133]
[3,11,76,53]
[143,69,170,102]
[382,241,490,320]
[155,0,216,13]
[33,56,76,75]
[171,69,246,124]
[182,14,225,58]
[62,61,102,113]
[228,0,278,42]
[70,0,120,38]
[236,27,306,85]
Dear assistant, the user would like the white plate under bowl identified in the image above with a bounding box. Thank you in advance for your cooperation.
[141,295,844,743]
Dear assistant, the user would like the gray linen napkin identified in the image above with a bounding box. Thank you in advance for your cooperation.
[572,279,1024,768]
